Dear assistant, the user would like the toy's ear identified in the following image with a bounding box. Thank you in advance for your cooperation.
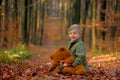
[59,47,65,51]
[50,55,53,59]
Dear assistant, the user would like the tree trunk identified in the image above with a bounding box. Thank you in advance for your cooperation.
[91,0,96,52]
[39,0,45,45]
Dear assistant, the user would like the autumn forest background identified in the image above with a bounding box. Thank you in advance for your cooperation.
[0,0,120,80]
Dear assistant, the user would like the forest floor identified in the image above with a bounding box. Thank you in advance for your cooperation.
[0,45,120,80]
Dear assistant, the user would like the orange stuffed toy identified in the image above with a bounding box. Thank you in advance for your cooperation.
[49,46,86,75]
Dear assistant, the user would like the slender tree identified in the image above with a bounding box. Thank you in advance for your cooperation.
[39,0,45,45]
[72,0,80,24]
[91,0,96,51]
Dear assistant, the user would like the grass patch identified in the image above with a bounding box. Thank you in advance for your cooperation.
[88,48,120,57]
[0,43,32,64]
[92,48,109,55]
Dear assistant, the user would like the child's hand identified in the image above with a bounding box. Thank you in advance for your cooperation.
[48,60,57,71]
[63,63,71,67]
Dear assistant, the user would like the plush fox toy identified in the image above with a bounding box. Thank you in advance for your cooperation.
[49,46,86,75]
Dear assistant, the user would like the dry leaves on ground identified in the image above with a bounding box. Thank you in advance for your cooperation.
[0,46,120,80]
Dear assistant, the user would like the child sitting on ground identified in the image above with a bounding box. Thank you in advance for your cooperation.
[49,24,88,74]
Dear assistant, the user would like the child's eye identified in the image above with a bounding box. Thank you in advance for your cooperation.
[73,32,77,34]
[69,32,72,35]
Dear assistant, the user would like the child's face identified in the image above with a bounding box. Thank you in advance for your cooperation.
[68,29,81,42]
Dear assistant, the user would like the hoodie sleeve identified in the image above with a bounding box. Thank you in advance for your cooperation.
[72,42,86,67]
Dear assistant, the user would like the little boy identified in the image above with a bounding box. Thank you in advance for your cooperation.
[64,24,88,71]
[49,24,88,73]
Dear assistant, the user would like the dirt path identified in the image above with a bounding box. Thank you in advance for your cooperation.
[43,16,67,45]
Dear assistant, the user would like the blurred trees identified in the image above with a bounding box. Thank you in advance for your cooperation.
[0,0,120,52]
[24,0,45,45]
[0,0,45,49]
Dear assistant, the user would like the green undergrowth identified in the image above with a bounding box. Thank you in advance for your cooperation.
[88,48,120,57]
[0,43,32,64]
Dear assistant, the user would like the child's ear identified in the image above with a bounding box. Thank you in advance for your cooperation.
[80,32,82,36]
